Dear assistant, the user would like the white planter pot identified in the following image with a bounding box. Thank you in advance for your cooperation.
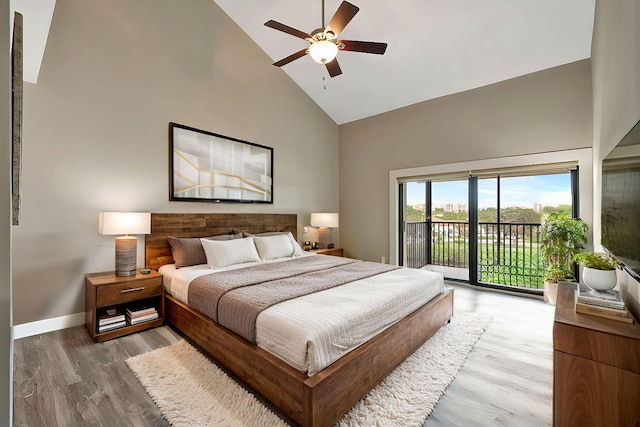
[582,267,617,291]
[544,281,558,305]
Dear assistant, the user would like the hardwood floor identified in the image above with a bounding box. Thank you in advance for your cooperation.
[13,282,555,426]
[13,325,181,426]
[426,283,555,426]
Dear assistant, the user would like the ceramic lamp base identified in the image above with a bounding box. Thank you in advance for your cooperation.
[318,227,330,249]
[115,235,137,277]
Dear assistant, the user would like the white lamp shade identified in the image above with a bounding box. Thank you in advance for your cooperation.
[308,40,338,64]
[310,213,339,228]
[99,212,151,235]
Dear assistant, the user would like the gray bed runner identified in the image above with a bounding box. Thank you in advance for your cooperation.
[188,255,399,342]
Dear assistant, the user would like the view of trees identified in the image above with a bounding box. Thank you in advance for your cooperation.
[409,204,572,224]
[404,174,573,290]
[406,205,426,222]
[405,203,574,289]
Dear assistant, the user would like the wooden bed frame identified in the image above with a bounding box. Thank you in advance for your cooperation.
[145,213,454,427]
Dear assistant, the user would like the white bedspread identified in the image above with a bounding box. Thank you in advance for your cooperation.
[160,257,444,375]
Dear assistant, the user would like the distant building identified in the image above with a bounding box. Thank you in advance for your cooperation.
[533,203,542,213]
[434,202,468,213]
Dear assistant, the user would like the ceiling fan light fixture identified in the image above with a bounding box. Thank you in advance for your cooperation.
[265,1,386,77]
[309,40,338,64]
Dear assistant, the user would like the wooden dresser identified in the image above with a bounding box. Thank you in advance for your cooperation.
[553,282,640,426]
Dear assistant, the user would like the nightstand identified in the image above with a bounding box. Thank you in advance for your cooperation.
[310,247,344,257]
[85,269,164,342]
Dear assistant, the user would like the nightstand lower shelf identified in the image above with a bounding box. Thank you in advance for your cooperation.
[94,318,164,342]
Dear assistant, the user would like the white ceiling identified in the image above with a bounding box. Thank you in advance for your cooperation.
[214,0,596,124]
[10,0,56,84]
[12,1,595,125]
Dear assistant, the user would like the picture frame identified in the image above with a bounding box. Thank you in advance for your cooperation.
[12,12,23,226]
[169,123,273,204]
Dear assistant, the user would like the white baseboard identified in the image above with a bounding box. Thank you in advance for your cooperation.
[13,312,85,340]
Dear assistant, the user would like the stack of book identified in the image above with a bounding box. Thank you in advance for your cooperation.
[576,283,634,323]
[126,306,159,325]
[98,309,126,333]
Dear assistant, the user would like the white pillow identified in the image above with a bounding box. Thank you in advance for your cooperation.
[200,237,261,268]
[285,232,305,257]
[253,234,295,260]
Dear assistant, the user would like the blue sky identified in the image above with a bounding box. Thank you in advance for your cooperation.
[407,173,571,209]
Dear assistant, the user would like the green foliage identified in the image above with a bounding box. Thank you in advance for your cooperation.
[406,205,584,289]
[544,264,576,283]
[540,212,588,282]
[478,207,542,224]
[419,206,550,224]
[500,207,542,224]
[479,244,546,288]
[426,240,547,288]
[439,212,468,221]
[574,252,620,270]
[543,204,572,216]
[478,207,497,223]
[405,205,425,222]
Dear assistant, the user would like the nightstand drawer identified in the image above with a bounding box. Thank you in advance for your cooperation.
[96,277,162,307]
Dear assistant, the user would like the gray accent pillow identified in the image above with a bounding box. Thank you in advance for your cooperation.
[168,233,243,268]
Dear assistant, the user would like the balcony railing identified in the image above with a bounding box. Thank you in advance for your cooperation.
[406,221,544,289]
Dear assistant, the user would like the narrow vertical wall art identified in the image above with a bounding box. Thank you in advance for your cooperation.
[12,12,23,225]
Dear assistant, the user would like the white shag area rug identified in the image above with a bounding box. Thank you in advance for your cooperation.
[126,311,491,427]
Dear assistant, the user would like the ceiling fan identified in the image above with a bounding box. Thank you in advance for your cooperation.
[264,1,388,77]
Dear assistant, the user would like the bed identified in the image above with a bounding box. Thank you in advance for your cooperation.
[145,213,454,427]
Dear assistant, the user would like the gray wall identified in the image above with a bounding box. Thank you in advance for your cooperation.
[1,2,13,424]
[339,60,593,262]
[12,0,339,325]
[591,0,640,313]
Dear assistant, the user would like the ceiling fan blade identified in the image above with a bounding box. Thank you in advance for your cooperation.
[264,20,311,40]
[325,1,359,36]
[340,40,388,55]
[325,58,342,78]
[273,49,308,67]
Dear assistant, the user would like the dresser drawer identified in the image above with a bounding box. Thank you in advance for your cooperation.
[96,277,163,307]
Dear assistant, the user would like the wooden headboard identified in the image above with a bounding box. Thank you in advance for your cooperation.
[145,213,297,271]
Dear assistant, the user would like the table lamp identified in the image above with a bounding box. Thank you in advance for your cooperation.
[99,212,151,276]
[310,213,339,249]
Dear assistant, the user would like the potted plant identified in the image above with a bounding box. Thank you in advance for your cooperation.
[540,212,588,304]
[574,252,620,291]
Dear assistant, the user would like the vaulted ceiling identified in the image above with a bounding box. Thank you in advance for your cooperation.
[12,1,596,125]
[214,0,596,124]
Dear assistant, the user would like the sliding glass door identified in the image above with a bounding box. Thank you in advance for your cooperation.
[401,170,576,292]
[404,178,470,280]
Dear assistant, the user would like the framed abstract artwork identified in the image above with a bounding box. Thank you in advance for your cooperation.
[169,123,273,203]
